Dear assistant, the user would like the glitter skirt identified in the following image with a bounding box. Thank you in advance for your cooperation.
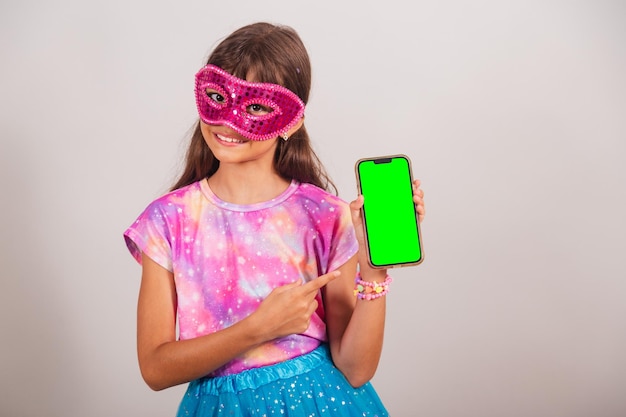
[176,344,388,416]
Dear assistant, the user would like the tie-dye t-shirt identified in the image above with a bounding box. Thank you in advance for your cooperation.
[124,179,358,377]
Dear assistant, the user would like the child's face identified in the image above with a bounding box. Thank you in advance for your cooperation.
[194,65,304,141]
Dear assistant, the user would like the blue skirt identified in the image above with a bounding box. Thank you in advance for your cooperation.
[176,344,388,416]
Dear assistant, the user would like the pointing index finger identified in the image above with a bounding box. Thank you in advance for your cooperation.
[302,271,341,294]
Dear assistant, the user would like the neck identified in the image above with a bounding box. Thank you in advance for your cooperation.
[208,164,290,205]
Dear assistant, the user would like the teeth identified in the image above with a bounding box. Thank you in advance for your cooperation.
[217,134,245,143]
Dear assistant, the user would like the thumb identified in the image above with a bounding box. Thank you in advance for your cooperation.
[349,195,364,220]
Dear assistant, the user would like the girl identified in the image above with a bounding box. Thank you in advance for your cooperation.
[124,22,425,416]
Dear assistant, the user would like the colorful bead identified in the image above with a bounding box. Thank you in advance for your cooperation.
[353,274,392,300]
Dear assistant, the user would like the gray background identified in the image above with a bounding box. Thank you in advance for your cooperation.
[1,1,625,416]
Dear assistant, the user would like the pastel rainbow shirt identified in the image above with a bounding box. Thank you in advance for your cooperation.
[124,180,358,377]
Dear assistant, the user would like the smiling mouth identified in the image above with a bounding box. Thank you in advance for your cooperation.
[216,133,247,144]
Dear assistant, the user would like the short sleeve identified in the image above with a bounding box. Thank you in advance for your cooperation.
[123,202,174,272]
[326,199,359,272]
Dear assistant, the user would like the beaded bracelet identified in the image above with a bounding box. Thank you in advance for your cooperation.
[354,274,393,300]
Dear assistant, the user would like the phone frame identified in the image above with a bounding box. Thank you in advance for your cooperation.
[355,154,424,269]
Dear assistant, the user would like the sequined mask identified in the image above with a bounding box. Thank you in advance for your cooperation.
[194,64,305,141]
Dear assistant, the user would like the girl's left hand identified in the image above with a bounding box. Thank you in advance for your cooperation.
[412,179,426,223]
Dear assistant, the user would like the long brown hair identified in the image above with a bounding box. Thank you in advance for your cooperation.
[170,22,336,194]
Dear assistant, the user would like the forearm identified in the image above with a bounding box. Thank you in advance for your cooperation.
[329,264,389,387]
[139,314,264,391]
[335,301,387,386]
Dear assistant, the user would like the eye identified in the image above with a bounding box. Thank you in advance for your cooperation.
[246,103,273,115]
[205,89,225,104]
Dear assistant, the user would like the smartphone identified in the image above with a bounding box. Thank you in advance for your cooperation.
[355,154,423,269]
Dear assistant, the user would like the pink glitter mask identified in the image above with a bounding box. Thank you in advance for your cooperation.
[194,64,305,141]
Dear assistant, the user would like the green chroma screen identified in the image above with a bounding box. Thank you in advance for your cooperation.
[358,156,422,267]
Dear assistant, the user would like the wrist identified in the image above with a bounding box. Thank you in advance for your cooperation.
[241,312,271,346]
[356,269,387,282]
[354,272,392,300]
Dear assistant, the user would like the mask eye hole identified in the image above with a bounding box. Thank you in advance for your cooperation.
[246,103,273,116]
[200,83,229,109]
[205,89,225,104]
[242,98,280,120]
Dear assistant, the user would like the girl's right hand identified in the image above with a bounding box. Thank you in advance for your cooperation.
[252,271,340,341]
